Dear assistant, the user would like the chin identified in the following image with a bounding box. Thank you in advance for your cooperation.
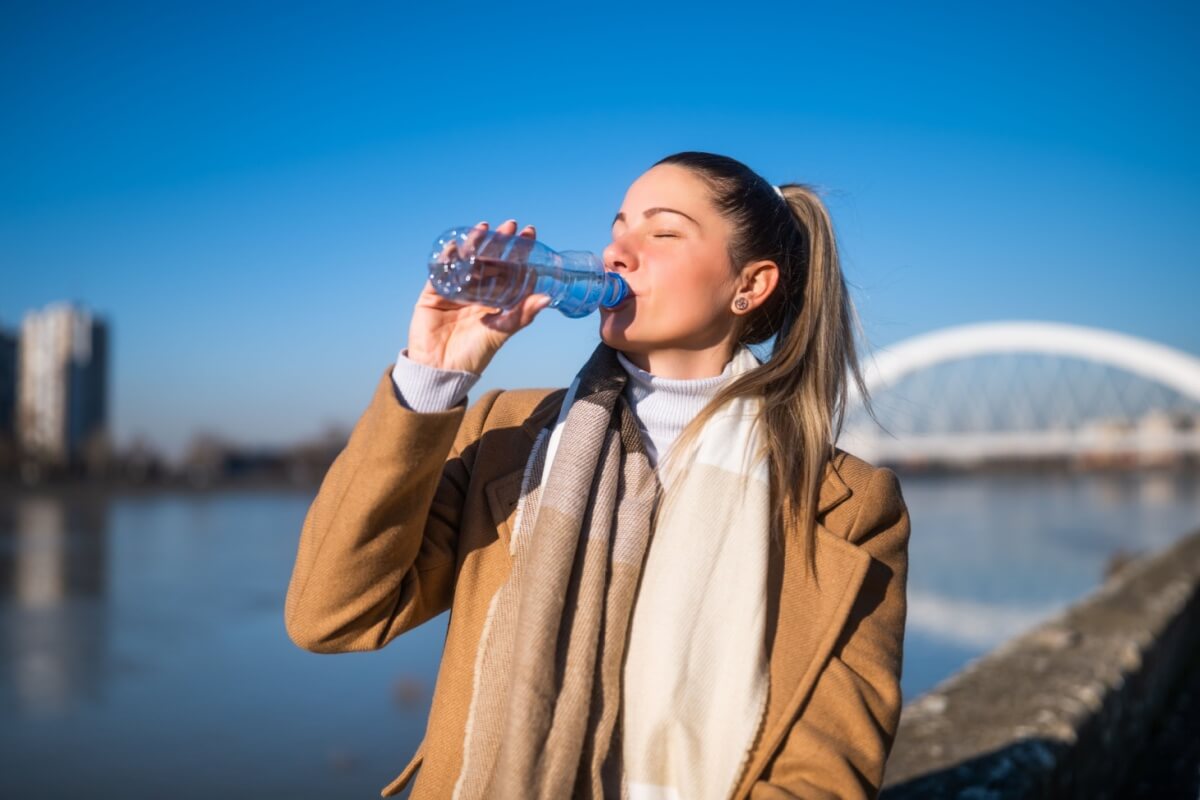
[599,313,644,353]
[600,307,689,358]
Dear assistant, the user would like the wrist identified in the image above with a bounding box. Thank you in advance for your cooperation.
[401,347,486,376]
[405,347,444,369]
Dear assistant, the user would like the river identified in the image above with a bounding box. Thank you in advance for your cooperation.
[1,471,1196,797]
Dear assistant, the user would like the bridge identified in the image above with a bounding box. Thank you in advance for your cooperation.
[838,321,1200,466]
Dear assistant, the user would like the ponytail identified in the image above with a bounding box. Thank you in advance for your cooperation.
[651,153,877,582]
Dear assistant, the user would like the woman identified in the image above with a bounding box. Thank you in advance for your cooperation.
[285,151,910,800]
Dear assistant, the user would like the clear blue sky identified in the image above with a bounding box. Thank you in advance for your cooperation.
[2,1,1197,458]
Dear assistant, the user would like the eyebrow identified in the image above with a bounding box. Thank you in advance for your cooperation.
[611,207,701,227]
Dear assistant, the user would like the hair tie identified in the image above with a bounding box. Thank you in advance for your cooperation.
[772,184,785,199]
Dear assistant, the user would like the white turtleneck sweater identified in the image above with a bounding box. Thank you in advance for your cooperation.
[390,348,735,468]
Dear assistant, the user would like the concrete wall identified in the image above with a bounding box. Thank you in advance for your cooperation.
[881,527,1200,799]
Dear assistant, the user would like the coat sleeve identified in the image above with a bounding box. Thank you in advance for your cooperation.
[751,466,911,800]
[284,365,503,654]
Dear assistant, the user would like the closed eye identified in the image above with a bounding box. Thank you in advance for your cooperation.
[653,232,679,238]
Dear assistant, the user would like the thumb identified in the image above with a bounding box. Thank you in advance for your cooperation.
[516,293,553,328]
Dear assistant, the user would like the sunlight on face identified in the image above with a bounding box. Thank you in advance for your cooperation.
[599,164,740,358]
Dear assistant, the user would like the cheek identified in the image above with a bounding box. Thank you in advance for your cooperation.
[658,262,727,312]
[604,253,732,341]
[644,276,727,333]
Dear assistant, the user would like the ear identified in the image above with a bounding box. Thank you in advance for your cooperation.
[732,259,780,314]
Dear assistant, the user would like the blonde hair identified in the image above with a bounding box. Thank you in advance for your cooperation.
[651,152,879,580]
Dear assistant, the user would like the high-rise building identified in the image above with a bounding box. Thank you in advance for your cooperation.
[0,326,16,445]
[17,303,109,466]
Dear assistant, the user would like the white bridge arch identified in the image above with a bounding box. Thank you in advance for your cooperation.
[840,321,1200,465]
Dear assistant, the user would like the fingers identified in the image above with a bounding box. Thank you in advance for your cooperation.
[479,218,517,261]
[519,293,552,327]
[463,220,489,258]
[477,219,536,259]
[509,223,536,264]
[441,219,542,329]
[480,292,550,334]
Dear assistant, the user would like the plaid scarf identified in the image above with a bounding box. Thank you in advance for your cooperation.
[453,342,769,800]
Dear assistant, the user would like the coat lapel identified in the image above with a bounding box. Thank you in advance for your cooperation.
[731,461,868,798]
[483,390,869,798]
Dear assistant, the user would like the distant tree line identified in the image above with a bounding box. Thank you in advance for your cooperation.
[0,425,350,489]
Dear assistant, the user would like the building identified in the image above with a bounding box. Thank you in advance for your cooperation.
[0,326,16,455]
[17,303,109,467]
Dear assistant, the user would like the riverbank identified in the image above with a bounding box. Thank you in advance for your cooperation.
[882,525,1200,799]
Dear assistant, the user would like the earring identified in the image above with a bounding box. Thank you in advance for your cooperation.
[734,297,750,312]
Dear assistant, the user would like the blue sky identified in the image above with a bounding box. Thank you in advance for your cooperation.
[2,1,1197,458]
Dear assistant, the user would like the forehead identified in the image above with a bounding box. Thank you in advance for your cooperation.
[622,164,715,213]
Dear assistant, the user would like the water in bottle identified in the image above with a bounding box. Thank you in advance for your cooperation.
[427,224,630,318]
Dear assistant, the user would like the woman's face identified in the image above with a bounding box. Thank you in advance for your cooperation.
[600,164,741,356]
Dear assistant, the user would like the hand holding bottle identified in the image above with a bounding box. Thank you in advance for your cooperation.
[407,220,552,375]
[427,223,628,318]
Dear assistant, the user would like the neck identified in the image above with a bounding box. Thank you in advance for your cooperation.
[614,349,736,469]
[619,339,737,379]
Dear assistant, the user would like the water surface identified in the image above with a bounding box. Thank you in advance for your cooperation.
[0,472,1196,797]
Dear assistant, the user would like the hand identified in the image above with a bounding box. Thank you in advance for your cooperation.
[407,219,552,374]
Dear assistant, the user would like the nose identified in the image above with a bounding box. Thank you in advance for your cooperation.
[603,232,637,273]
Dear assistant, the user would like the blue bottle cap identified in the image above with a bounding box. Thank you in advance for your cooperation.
[601,272,630,309]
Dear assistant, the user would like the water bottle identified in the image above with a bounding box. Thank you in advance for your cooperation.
[427,225,630,318]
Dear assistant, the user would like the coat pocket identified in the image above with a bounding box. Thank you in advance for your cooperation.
[484,467,526,552]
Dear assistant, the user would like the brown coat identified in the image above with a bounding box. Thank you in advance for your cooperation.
[284,365,911,799]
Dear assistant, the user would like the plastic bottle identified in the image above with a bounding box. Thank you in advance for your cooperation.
[427,224,630,318]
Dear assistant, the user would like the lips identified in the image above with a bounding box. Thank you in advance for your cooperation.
[603,291,634,312]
